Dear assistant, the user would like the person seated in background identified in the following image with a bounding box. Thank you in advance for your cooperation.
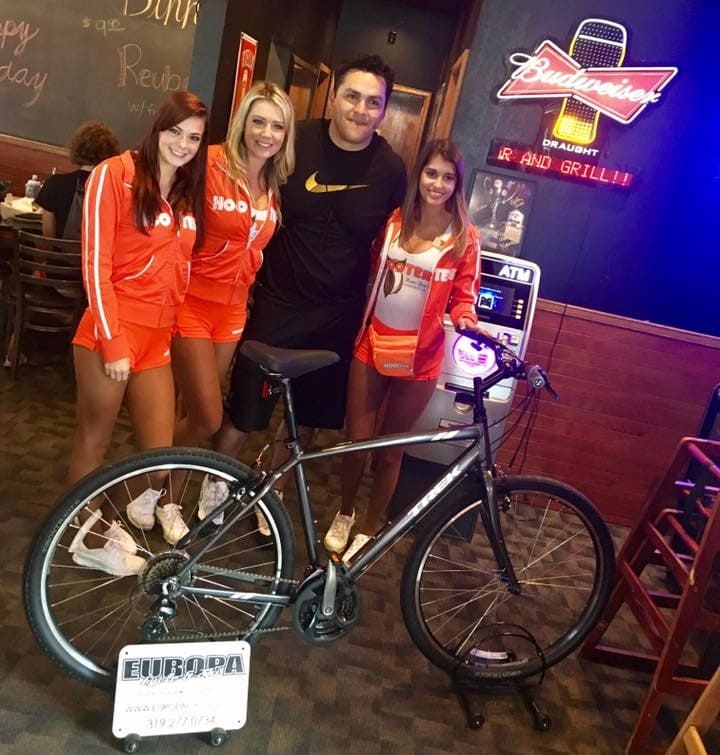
[35,121,120,239]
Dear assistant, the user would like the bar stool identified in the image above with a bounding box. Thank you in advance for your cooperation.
[579,437,720,755]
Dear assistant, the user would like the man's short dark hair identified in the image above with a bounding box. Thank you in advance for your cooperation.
[333,54,396,102]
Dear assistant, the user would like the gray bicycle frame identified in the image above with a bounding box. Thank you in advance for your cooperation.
[175,359,519,604]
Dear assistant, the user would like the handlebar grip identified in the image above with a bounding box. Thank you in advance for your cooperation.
[455,327,502,352]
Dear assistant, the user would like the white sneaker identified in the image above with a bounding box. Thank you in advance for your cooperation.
[126,488,165,530]
[69,511,145,576]
[155,503,189,545]
[104,520,138,555]
[198,476,228,526]
[324,510,355,552]
[342,533,372,565]
[256,507,271,537]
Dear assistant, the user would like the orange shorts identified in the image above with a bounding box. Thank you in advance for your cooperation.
[353,328,436,382]
[174,293,247,343]
[73,310,173,372]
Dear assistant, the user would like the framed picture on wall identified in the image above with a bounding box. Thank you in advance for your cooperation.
[467,170,535,257]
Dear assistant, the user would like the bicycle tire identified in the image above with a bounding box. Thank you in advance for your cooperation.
[23,447,295,690]
[400,475,614,682]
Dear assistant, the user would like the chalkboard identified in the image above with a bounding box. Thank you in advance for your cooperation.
[0,0,197,150]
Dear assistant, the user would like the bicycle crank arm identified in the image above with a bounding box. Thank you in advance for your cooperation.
[321,561,338,619]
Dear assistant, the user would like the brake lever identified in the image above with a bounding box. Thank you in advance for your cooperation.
[526,365,560,400]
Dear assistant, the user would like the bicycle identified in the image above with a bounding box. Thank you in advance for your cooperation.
[24,330,615,692]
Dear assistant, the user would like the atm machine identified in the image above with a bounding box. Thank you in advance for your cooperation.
[406,249,541,465]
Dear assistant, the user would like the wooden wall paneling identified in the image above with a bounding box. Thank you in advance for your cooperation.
[0,135,74,196]
[496,301,720,527]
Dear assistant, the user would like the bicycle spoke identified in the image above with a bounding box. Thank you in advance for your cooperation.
[26,450,295,688]
[404,480,612,680]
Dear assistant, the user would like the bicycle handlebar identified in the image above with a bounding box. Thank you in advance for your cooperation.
[455,327,560,400]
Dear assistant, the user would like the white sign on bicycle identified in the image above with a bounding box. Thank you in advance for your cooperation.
[112,641,250,740]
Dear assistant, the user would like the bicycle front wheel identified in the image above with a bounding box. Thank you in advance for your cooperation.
[23,448,295,690]
[401,475,614,681]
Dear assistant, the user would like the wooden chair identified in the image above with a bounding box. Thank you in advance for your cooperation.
[6,230,85,379]
[0,224,15,339]
[666,664,720,755]
[580,437,720,754]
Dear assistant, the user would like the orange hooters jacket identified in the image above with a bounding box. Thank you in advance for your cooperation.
[357,208,481,378]
[188,144,279,306]
[81,151,197,362]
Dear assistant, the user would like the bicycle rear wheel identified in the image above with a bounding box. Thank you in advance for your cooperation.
[23,448,295,690]
[400,475,614,682]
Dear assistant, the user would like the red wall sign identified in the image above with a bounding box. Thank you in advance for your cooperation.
[229,33,258,122]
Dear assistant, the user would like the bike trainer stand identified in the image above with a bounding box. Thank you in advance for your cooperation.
[450,630,552,732]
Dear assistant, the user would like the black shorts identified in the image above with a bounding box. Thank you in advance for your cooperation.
[226,291,364,432]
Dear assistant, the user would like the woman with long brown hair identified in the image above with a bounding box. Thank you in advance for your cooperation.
[67,92,209,575]
[324,138,487,563]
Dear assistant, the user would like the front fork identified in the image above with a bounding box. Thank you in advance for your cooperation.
[480,468,521,593]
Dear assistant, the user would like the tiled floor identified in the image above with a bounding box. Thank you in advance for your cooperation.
[0,358,715,754]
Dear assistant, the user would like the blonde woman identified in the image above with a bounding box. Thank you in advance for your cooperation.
[165,81,295,530]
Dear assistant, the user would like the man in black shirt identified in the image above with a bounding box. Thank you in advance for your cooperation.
[215,54,406,467]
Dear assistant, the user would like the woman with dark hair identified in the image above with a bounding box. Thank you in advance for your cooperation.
[67,92,209,575]
[35,121,120,239]
[324,138,487,563]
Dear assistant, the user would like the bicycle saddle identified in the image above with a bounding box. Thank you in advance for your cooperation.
[240,340,340,379]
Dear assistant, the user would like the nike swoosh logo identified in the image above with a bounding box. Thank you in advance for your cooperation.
[305,171,369,193]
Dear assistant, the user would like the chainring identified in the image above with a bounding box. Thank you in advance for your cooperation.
[292,572,361,644]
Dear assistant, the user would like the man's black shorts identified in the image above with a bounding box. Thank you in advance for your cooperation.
[226,291,364,432]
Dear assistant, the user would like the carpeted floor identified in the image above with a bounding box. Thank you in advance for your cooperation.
[0,357,716,754]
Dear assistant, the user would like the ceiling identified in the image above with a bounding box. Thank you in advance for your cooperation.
[394,0,472,18]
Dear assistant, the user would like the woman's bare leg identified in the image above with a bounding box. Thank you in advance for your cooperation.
[67,346,129,544]
[172,338,237,446]
[359,378,436,535]
[68,347,128,484]
[340,359,390,517]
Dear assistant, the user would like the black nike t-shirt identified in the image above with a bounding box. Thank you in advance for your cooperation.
[256,119,407,308]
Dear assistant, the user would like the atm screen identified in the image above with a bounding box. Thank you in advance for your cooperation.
[475,281,527,328]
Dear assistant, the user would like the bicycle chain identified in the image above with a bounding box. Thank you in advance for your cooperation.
[196,564,301,587]
[147,566,302,643]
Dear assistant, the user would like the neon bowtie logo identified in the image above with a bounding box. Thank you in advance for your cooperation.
[497,19,677,144]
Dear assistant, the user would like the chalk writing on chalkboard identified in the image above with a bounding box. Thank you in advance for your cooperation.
[118,44,190,91]
[0,1,197,149]
[82,17,127,36]
[0,20,48,107]
[122,0,199,30]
